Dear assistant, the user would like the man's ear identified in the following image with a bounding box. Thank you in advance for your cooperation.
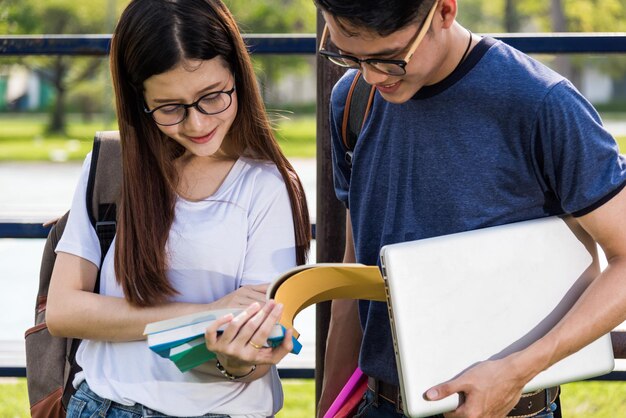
[438,0,458,30]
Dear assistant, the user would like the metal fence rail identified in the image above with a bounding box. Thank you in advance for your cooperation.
[0,34,317,56]
[2,33,626,56]
[2,32,626,381]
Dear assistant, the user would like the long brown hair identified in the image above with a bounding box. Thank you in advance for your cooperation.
[110,0,310,306]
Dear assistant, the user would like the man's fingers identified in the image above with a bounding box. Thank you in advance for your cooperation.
[425,380,457,402]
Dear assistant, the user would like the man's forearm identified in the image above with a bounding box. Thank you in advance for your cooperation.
[317,299,362,417]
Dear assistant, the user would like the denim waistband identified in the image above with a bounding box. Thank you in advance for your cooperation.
[76,381,146,414]
[75,381,231,417]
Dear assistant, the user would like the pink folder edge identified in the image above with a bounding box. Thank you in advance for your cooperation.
[323,367,366,418]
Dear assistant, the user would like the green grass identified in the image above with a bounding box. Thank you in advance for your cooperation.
[0,378,314,417]
[272,115,317,158]
[1,112,624,162]
[277,379,316,417]
[0,379,29,418]
[560,381,626,417]
[0,113,117,162]
[0,113,316,161]
[4,378,626,416]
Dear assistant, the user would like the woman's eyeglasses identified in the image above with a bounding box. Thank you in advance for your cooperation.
[144,84,236,126]
[318,0,439,76]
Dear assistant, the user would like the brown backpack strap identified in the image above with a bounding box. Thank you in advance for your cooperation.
[340,71,376,166]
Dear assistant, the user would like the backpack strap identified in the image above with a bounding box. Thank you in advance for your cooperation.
[341,71,376,167]
[85,131,122,285]
[65,131,121,409]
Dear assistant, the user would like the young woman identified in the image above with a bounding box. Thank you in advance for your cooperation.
[46,0,311,416]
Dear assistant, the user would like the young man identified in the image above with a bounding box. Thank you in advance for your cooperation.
[313,0,626,417]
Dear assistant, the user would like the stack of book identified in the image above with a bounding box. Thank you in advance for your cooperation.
[144,263,384,372]
[145,308,298,372]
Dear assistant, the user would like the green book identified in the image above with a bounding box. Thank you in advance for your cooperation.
[169,337,216,372]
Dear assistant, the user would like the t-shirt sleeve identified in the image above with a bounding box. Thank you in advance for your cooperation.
[55,153,101,267]
[240,166,297,286]
[534,80,626,216]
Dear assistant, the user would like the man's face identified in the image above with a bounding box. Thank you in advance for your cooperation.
[321,2,453,104]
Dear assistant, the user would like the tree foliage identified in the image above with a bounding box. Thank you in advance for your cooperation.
[3,0,626,123]
[457,0,626,32]
[224,0,317,102]
[2,0,115,133]
[457,0,626,87]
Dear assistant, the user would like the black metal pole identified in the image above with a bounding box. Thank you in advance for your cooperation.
[315,10,347,415]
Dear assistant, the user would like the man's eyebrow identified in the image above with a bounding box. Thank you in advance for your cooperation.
[330,32,409,58]
[152,81,224,103]
[336,44,403,59]
[362,48,404,58]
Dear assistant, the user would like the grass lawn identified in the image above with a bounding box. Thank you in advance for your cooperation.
[0,378,314,417]
[3,377,626,417]
[1,113,625,162]
[0,113,316,161]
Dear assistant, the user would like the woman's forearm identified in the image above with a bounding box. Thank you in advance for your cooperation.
[47,252,216,341]
[47,288,215,341]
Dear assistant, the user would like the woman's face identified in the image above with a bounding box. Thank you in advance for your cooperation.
[143,57,237,158]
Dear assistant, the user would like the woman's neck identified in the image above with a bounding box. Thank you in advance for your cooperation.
[175,154,237,201]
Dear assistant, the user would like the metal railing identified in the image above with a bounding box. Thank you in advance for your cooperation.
[2,32,626,382]
[3,32,626,56]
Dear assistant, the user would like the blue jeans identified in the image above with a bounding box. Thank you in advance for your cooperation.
[354,389,557,418]
[67,381,230,418]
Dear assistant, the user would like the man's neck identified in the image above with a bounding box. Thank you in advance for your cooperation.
[427,22,475,86]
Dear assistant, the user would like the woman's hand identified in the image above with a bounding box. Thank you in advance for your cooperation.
[211,284,269,309]
[204,300,294,379]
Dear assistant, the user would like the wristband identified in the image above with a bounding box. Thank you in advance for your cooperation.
[215,360,256,380]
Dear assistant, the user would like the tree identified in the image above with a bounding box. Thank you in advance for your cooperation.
[519,0,626,89]
[4,0,114,133]
[457,0,511,33]
[458,0,626,95]
[504,0,522,32]
[225,0,317,104]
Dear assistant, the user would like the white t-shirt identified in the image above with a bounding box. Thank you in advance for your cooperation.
[56,154,298,417]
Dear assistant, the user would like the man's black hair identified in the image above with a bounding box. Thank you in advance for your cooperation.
[314,0,436,36]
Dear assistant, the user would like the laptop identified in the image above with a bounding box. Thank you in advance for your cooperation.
[379,216,615,418]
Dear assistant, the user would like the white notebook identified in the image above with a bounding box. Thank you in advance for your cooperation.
[379,216,614,418]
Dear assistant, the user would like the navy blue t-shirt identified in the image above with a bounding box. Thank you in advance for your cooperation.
[330,37,626,385]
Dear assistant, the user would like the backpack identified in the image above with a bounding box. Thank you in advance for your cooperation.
[340,71,376,167]
[24,131,122,418]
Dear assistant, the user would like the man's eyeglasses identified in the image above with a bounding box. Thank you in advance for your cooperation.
[318,0,439,76]
[144,83,236,126]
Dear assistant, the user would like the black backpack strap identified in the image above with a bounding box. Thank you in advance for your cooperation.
[85,131,122,290]
[61,132,121,411]
[341,71,376,167]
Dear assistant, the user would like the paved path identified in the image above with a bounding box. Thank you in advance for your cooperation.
[604,120,626,137]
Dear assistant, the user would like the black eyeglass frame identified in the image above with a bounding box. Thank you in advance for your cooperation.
[143,84,237,127]
[318,0,439,76]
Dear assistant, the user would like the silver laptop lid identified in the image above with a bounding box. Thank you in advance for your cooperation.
[379,216,614,417]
